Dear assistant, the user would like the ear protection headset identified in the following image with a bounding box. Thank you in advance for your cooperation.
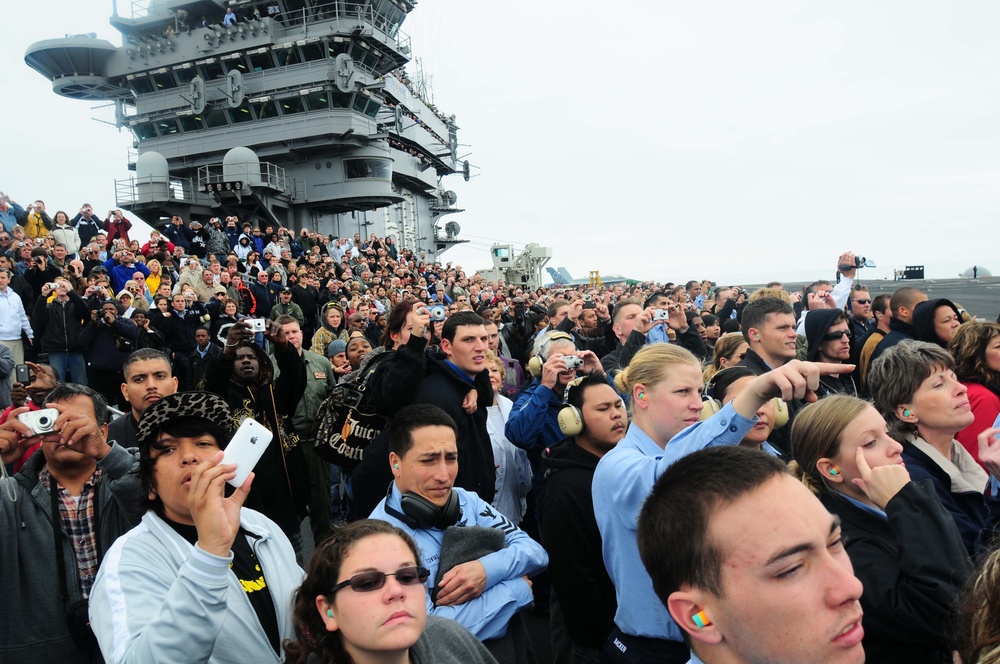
[699,367,789,429]
[527,331,576,378]
[382,482,462,530]
[557,376,587,436]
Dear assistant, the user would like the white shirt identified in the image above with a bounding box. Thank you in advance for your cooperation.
[0,288,32,341]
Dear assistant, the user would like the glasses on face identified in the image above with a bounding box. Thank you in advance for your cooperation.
[820,329,851,343]
[332,566,429,594]
[852,299,870,305]
[135,275,144,280]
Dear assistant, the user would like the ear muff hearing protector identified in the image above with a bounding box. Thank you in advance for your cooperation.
[527,331,576,378]
[382,483,462,530]
[557,376,587,437]
[699,368,789,429]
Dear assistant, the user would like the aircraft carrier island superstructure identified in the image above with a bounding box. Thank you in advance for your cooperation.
[24,0,468,255]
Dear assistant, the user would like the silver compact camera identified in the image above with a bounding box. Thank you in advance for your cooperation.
[564,356,584,369]
[248,318,267,333]
[18,408,60,435]
[428,305,447,322]
[653,309,671,321]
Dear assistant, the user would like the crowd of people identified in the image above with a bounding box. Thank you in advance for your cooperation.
[3,195,1000,664]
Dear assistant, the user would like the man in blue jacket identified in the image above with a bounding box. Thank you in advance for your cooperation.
[370,403,547,651]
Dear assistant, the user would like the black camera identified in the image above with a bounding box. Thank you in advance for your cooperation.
[839,256,876,271]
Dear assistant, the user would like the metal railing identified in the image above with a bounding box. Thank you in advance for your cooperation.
[277,1,410,54]
[197,160,288,192]
[115,174,197,205]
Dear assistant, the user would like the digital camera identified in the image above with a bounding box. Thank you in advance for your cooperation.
[428,305,447,322]
[564,356,584,369]
[653,309,671,321]
[18,408,59,436]
[248,318,267,333]
[839,256,877,271]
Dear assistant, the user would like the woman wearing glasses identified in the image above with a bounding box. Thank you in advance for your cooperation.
[89,392,304,663]
[285,520,496,664]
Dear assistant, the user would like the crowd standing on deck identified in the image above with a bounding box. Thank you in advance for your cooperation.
[3,194,1000,664]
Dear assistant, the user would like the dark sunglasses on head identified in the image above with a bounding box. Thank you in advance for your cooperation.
[821,330,851,342]
[332,566,429,594]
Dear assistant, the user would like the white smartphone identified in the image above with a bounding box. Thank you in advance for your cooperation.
[221,418,272,488]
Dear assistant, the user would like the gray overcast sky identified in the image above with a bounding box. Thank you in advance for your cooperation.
[5,1,999,283]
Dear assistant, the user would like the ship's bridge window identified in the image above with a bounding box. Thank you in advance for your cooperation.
[352,95,380,119]
[344,158,390,181]
[175,67,198,84]
[302,43,326,62]
[133,122,157,141]
[249,52,273,72]
[155,119,180,135]
[131,77,155,95]
[277,47,300,67]
[251,99,279,120]
[279,96,305,115]
[348,46,379,70]
[303,91,329,111]
[330,92,350,108]
[228,58,248,74]
[230,107,253,124]
[178,114,204,132]
[327,42,348,58]
[152,73,177,90]
[205,108,229,128]
[200,61,225,80]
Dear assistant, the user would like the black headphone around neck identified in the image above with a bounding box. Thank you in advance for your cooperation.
[383,482,462,530]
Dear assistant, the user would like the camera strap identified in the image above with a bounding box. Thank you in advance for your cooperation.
[0,459,14,501]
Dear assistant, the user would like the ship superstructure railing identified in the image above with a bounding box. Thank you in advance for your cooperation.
[115,174,198,205]
[197,161,288,193]
[277,1,410,54]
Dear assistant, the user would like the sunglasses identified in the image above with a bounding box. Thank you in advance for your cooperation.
[820,330,851,342]
[852,299,870,305]
[333,566,429,594]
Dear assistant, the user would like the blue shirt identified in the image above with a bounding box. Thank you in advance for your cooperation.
[370,484,548,641]
[840,493,888,521]
[592,401,755,640]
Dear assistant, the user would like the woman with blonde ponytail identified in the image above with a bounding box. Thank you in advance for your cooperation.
[593,343,848,663]
[790,396,972,664]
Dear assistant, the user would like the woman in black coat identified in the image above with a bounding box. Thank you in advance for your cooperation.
[790,396,972,664]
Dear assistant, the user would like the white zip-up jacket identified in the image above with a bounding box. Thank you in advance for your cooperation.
[89,509,304,664]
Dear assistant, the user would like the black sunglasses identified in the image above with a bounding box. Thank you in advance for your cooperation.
[820,329,851,342]
[332,566,429,594]
[852,299,870,305]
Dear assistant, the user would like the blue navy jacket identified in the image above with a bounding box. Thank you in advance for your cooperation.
[593,402,755,641]
[370,484,547,641]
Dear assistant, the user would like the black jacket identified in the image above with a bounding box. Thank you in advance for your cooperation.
[871,318,916,365]
[348,338,433,519]
[189,343,222,389]
[349,348,495,519]
[204,342,307,538]
[413,354,495,506]
[902,441,1000,557]
[153,305,206,354]
[537,440,616,652]
[32,290,89,353]
[79,315,139,372]
[820,483,971,664]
